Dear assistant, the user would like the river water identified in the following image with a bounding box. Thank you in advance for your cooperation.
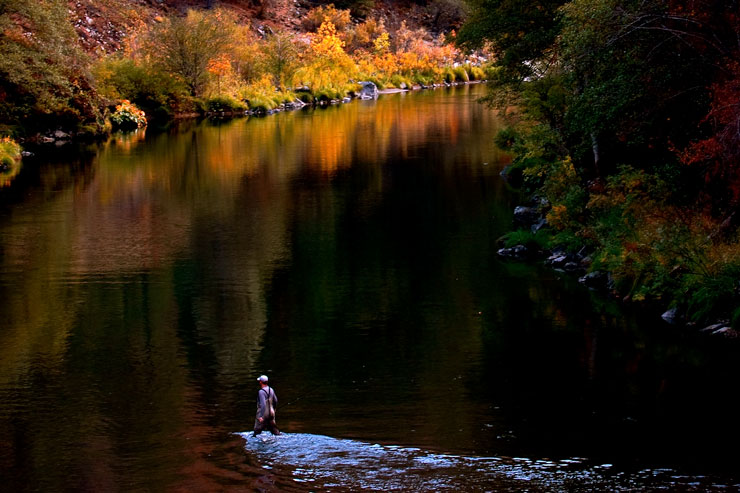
[1,85,739,491]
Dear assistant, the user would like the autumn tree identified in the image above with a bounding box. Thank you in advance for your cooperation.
[311,20,349,62]
[260,30,301,89]
[207,54,231,95]
[145,9,235,97]
[293,20,355,95]
[342,17,383,53]
[668,0,740,210]
[232,26,262,84]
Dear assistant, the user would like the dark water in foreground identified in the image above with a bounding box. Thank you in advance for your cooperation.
[1,85,739,491]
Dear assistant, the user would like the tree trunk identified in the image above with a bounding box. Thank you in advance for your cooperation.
[590,131,601,176]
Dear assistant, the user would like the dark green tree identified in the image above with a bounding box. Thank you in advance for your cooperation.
[456,0,566,81]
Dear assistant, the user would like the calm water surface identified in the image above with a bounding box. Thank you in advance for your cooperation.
[1,85,740,491]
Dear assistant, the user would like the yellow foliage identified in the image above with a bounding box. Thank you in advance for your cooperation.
[349,18,387,52]
[241,74,276,98]
[311,21,347,61]
[373,32,390,55]
[546,204,569,231]
[292,62,351,94]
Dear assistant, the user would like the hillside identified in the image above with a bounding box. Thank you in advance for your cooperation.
[68,0,457,54]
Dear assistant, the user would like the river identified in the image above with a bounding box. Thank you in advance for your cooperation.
[1,85,739,491]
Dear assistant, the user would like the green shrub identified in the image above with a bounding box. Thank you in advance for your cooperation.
[453,65,470,82]
[297,92,315,104]
[0,0,104,133]
[443,67,455,83]
[365,76,385,90]
[0,137,21,182]
[0,137,21,161]
[206,96,247,113]
[467,65,486,81]
[190,98,208,116]
[314,87,343,102]
[271,91,297,107]
[494,127,519,150]
[389,74,413,89]
[247,96,278,113]
[412,73,434,86]
[94,57,188,120]
[501,229,552,250]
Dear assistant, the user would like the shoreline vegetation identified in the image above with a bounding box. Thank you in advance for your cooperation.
[4,0,740,339]
[458,0,740,337]
[0,2,487,147]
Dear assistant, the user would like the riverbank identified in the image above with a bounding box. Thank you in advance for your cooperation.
[3,1,487,157]
[457,1,740,339]
[496,186,740,340]
[20,80,486,148]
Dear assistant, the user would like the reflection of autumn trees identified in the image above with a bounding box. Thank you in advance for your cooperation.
[0,86,508,488]
[0,87,501,382]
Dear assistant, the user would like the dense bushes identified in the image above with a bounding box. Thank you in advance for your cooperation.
[205,96,247,114]
[462,0,740,326]
[93,58,188,121]
[0,0,106,136]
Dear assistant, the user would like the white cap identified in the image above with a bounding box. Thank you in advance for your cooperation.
[257,375,269,383]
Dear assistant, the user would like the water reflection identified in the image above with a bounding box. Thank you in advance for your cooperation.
[1,86,738,491]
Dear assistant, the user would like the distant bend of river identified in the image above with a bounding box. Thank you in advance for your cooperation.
[1,85,739,491]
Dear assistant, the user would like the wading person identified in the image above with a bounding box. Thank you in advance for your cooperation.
[254,375,280,436]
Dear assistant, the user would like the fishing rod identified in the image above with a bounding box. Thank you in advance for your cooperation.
[274,384,323,411]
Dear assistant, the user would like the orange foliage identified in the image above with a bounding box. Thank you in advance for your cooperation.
[207,54,231,77]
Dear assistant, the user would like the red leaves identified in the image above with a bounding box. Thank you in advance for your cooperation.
[680,60,740,204]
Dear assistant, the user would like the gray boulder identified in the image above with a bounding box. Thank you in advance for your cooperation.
[579,270,609,289]
[711,327,739,338]
[530,217,548,233]
[661,307,683,325]
[358,81,378,100]
[513,206,540,226]
[497,244,529,259]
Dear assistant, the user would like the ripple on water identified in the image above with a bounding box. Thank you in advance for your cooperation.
[237,432,737,491]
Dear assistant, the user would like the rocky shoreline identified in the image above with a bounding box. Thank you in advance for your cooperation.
[497,196,740,339]
[25,80,485,148]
